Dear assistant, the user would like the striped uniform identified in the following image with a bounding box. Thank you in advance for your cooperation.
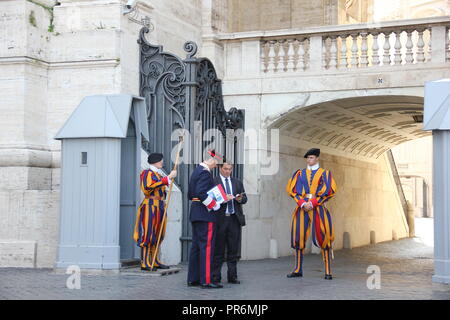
[187,164,219,285]
[133,168,169,268]
[286,167,337,276]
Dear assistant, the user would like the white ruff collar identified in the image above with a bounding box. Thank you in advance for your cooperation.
[149,164,164,175]
[307,163,320,171]
[200,162,210,171]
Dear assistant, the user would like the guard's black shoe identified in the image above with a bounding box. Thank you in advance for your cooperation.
[141,266,157,271]
[228,279,240,284]
[287,272,303,278]
[201,283,223,289]
[156,264,170,270]
[187,281,200,287]
[324,274,333,280]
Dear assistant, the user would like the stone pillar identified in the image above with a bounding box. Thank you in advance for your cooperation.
[0,0,56,268]
[200,0,226,78]
[431,25,447,64]
[406,200,415,237]
[423,79,450,284]
[309,35,323,71]
[343,232,352,249]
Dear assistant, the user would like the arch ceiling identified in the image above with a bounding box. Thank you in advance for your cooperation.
[270,96,429,161]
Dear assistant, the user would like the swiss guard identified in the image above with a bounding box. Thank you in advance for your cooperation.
[285,148,337,280]
[133,152,177,271]
[187,149,229,289]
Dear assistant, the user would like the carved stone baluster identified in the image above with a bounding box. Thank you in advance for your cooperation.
[447,28,450,61]
[372,32,380,66]
[304,38,310,70]
[417,29,425,63]
[394,31,402,65]
[292,38,300,71]
[339,34,348,68]
[261,41,268,72]
[383,31,392,66]
[405,30,414,64]
[297,38,305,71]
[278,40,286,72]
[360,32,368,67]
[267,40,277,72]
[286,39,295,72]
[323,36,330,69]
[351,33,359,68]
[329,36,338,69]
[427,28,432,62]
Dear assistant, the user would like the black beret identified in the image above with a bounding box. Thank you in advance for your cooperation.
[148,153,163,164]
[304,148,320,158]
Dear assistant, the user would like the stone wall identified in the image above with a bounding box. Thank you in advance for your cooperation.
[226,0,450,33]
[227,0,338,32]
[0,0,203,268]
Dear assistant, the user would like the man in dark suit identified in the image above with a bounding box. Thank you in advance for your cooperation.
[212,161,247,284]
[187,149,231,289]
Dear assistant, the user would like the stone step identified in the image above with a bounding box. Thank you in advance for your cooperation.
[120,266,181,277]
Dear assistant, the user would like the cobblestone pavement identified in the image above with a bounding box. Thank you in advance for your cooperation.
[1,234,450,300]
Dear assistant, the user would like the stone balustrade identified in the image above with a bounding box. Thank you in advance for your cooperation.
[218,16,450,77]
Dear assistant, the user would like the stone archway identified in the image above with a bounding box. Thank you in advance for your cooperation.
[268,95,427,162]
[259,94,429,258]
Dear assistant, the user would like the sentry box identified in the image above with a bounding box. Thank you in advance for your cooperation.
[423,79,450,284]
[54,95,149,270]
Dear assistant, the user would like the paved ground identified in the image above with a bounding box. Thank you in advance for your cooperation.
[1,218,449,300]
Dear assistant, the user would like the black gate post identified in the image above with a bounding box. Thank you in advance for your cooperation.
[181,41,199,261]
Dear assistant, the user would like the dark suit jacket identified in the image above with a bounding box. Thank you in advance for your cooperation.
[213,175,247,226]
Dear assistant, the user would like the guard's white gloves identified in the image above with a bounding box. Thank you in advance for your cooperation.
[213,203,221,211]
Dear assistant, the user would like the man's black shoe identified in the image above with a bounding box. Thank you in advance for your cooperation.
[201,283,223,289]
[187,281,200,287]
[287,272,303,278]
[156,264,170,270]
[324,274,333,280]
[228,279,240,284]
[141,266,157,271]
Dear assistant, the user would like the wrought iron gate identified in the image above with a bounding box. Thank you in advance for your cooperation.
[138,27,245,261]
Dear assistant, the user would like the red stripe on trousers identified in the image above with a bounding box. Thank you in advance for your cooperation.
[315,213,323,246]
[205,222,213,284]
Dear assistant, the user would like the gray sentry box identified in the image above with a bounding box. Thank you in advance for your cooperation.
[54,94,149,269]
[423,79,450,284]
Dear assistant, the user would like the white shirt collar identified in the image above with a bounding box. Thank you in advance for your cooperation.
[199,162,210,171]
[307,163,320,171]
[220,174,231,181]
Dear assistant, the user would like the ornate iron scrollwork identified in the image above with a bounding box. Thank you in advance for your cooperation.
[196,58,244,135]
[184,41,198,58]
[138,27,187,155]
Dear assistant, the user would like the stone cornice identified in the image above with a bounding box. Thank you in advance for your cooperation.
[57,0,153,12]
[0,56,120,69]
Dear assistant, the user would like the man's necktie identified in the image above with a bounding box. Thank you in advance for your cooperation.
[225,178,235,214]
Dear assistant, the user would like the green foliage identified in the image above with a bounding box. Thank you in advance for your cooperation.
[27,0,55,33]
[29,10,37,27]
